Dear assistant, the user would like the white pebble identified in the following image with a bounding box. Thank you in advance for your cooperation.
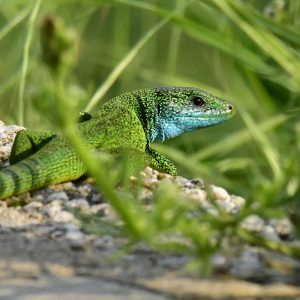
[45,204,63,218]
[210,185,230,201]
[242,215,265,233]
[7,125,25,132]
[51,210,75,223]
[186,188,207,203]
[270,218,293,237]
[65,228,85,241]
[262,225,280,241]
[217,195,245,214]
[0,144,12,153]
[24,201,43,210]
[45,191,69,203]
[67,198,90,209]
[143,166,154,176]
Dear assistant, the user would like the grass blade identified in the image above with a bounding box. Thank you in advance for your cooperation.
[0,9,29,41]
[192,114,288,161]
[17,0,41,125]
[85,2,192,111]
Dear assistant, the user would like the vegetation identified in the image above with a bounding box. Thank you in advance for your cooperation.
[0,0,300,272]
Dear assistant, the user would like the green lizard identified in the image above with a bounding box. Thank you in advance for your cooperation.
[0,87,235,200]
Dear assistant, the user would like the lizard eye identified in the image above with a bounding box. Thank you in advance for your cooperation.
[192,96,205,107]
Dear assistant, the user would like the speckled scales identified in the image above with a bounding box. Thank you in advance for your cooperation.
[0,87,235,199]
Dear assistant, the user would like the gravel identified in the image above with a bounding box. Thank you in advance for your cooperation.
[0,121,300,287]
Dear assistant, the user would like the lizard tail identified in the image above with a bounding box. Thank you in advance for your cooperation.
[0,159,48,200]
[0,154,87,200]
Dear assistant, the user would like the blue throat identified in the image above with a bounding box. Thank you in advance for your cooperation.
[149,117,185,142]
[148,113,228,143]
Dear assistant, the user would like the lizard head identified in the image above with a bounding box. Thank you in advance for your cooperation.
[149,87,235,142]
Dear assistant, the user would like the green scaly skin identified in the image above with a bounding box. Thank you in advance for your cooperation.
[0,87,235,200]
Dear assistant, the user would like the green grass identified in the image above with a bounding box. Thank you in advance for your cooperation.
[0,0,300,273]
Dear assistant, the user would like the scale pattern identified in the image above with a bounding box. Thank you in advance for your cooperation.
[0,87,235,199]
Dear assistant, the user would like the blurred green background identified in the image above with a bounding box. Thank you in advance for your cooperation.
[0,0,299,210]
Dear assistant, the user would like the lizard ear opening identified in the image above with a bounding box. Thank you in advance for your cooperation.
[192,96,205,107]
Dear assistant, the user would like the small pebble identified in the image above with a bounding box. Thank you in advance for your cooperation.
[212,253,228,272]
[230,247,265,279]
[143,177,158,188]
[241,215,265,233]
[184,188,207,204]
[262,225,280,241]
[45,203,63,218]
[90,203,111,215]
[143,166,154,177]
[190,178,203,187]
[24,201,43,210]
[270,218,293,239]
[174,176,190,187]
[157,173,173,180]
[217,195,246,214]
[152,169,159,176]
[45,191,69,203]
[90,193,102,204]
[211,185,230,201]
[93,235,115,249]
[67,198,90,210]
[64,224,85,241]
[51,210,76,223]
[184,181,194,188]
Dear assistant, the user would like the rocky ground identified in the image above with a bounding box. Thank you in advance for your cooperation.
[1,121,300,300]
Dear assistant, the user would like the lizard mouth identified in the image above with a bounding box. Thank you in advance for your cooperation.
[179,107,235,119]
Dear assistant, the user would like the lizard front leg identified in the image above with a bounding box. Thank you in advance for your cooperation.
[9,129,57,164]
[146,147,177,176]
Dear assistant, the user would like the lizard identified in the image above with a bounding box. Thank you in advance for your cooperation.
[0,87,235,200]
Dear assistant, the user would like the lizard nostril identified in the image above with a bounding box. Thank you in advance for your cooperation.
[228,105,233,110]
